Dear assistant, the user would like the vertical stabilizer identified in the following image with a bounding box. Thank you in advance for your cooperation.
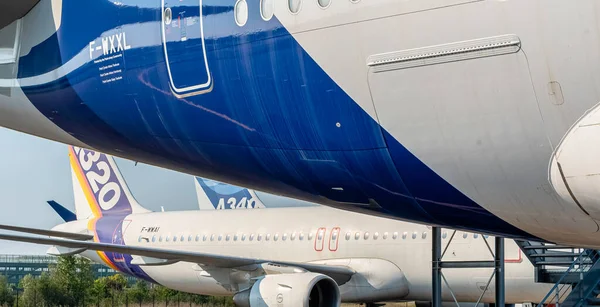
[194,177,266,210]
[68,146,151,219]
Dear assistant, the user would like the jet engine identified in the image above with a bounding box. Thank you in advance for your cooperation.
[232,273,341,307]
[550,103,600,221]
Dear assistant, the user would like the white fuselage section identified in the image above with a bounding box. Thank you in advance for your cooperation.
[62,207,553,303]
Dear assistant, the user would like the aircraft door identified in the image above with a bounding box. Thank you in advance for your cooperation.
[162,0,212,97]
[329,227,340,251]
[314,228,326,251]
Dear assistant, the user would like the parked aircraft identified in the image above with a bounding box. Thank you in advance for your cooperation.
[1,0,600,246]
[0,147,555,306]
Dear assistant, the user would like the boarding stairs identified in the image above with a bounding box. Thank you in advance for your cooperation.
[515,241,600,306]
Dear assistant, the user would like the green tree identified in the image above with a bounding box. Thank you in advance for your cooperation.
[19,275,42,307]
[89,277,109,307]
[54,256,95,306]
[127,280,149,306]
[0,275,14,307]
[38,272,63,307]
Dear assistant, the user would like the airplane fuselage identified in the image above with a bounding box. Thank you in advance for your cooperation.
[55,207,552,304]
[2,0,600,245]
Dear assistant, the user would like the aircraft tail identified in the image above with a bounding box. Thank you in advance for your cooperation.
[69,146,151,220]
[194,177,266,210]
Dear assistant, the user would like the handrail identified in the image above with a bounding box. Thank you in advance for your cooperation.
[539,250,589,305]
[571,251,600,307]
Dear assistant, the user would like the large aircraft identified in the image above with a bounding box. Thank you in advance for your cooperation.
[0,1,599,246]
[0,146,555,306]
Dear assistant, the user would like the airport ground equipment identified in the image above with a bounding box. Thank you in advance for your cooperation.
[516,241,600,306]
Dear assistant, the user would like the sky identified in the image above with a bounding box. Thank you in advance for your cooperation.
[0,127,311,254]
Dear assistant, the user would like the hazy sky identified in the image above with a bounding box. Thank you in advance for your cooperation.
[0,127,311,254]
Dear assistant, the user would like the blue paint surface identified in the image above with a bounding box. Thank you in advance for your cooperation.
[19,0,534,239]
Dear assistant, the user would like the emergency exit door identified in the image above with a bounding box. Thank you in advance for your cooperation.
[162,0,212,97]
[314,228,326,251]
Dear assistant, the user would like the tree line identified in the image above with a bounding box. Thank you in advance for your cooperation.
[0,256,234,307]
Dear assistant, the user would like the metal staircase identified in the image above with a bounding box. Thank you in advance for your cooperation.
[515,241,600,307]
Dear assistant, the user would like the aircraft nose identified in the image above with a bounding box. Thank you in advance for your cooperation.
[550,103,600,220]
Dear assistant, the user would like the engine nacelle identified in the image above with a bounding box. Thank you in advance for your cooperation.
[233,273,341,307]
[550,102,600,221]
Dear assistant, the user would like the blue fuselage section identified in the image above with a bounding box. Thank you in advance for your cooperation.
[19,0,532,238]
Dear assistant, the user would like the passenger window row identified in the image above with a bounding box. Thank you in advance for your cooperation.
[139,231,315,244]
[138,230,489,243]
[234,0,360,27]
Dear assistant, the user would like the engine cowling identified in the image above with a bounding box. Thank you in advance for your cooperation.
[233,273,341,307]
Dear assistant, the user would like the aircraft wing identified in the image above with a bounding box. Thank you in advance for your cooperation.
[0,232,355,284]
[0,224,93,240]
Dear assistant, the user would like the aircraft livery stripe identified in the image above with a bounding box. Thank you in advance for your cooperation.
[68,147,103,218]
[69,147,119,271]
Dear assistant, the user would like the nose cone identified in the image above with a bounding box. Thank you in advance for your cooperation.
[550,104,600,220]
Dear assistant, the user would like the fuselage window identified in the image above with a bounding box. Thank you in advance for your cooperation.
[181,235,185,242]
[308,232,314,241]
[250,234,255,241]
[234,0,249,27]
[349,0,360,3]
[159,236,163,242]
[354,232,360,240]
[188,235,192,242]
[274,233,279,241]
[462,233,468,239]
[257,234,262,241]
[218,234,223,241]
[383,232,388,240]
[173,236,178,242]
[166,235,171,242]
[373,232,379,240]
[226,234,231,241]
[364,232,370,240]
[203,234,208,242]
[282,233,288,241]
[402,232,407,240]
[299,232,304,241]
[474,234,479,239]
[332,232,338,240]
[234,234,239,241]
[138,236,142,243]
[260,0,274,21]
[412,232,417,239]
[242,234,247,241]
[422,232,427,239]
[151,236,156,243]
[266,234,271,241]
[318,0,331,9]
[210,234,215,241]
[442,232,448,239]
[345,232,351,240]
[288,0,302,14]
[393,232,399,240]
[195,235,200,242]
[291,232,296,241]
